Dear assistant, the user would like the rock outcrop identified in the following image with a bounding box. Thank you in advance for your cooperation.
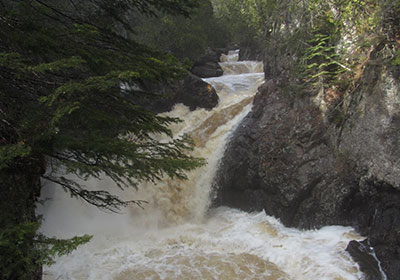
[190,49,225,78]
[137,72,219,113]
[346,240,386,280]
[213,45,400,279]
[191,62,223,78]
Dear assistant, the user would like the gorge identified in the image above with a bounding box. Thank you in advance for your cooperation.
[37,50,370,280]
[2,1,400,279]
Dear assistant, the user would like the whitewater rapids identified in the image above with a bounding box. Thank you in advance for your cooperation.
[38,50,364,280]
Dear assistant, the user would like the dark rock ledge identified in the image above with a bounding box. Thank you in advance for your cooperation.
[138,72,219,113]
[190,48,227,78]
[213,53,400,279]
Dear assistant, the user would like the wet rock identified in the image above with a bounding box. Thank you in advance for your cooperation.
[213,48,400,279]
[138,72,219,113]
[189,48,228,78]
[351,180,400,279]
[346,240,384,280]
[213,81,350,228]
[190,50,225,78]
[191,62,223,78]
[179,73,219,110]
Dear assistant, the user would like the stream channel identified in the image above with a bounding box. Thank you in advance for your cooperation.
[38,50,365,280]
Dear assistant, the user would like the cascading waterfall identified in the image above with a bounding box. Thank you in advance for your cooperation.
[38,50,364,280]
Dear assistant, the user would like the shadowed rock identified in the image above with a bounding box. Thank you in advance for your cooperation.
[213,45,400,279]
[190,50,225,78]
[137,72,219,113]
[346,240,385,280]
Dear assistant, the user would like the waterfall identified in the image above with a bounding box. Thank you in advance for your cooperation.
[38,50,365,280]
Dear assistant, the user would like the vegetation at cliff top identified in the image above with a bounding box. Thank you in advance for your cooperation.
[228,0,400,100]
[133,1,231,61]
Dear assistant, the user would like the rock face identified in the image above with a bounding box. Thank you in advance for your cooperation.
[190,50,224,78]
[346,240,386,280]
[138,72,219,113]
[213,47,400,279]
[191,62,223,78]
[338,51,400,188]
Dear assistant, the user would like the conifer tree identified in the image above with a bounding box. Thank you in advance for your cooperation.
[0,0,203,278]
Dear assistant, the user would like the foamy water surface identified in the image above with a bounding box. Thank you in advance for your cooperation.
[38,50,364,280]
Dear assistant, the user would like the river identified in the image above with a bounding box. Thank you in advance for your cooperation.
[38,50,364,280]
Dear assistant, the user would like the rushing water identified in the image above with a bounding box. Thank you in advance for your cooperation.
[38,50,364,280]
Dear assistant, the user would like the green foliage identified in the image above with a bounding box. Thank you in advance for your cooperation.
[134,1,230,60]
[212,0,312,50]
[392,48,400,66]
[1,0,205,211]
[301,34,348,88]
[0,0,207,278]
[0,144,32,170]
[253,0,382,93]
[211,0,268,46]
[0,221,90,280]
[28,56,86,74]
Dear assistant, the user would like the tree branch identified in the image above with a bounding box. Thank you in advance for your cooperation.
[41,174,147,212]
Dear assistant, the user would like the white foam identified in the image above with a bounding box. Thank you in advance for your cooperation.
[39,53,364,280]
[43,208,363,280]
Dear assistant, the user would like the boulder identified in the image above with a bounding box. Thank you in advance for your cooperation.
[346,240,386,280]
[191,62,223,78]
[190,49,225,78]
[179,73,219,111]
[137,72,219,113]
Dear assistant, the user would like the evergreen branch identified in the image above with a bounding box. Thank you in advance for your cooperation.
[42,175,147,212]
[1,0,208,277]
[27,1,73,28]
[35,234,92,261]
[33,0,86,25]
[0,144,32,170]
[29,56,86,74]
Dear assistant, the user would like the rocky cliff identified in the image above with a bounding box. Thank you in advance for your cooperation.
[213,28,400,280]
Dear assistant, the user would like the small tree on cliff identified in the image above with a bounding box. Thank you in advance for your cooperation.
[0,0,203,279]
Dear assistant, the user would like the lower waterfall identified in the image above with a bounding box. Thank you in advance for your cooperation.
[37,50,364,280]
